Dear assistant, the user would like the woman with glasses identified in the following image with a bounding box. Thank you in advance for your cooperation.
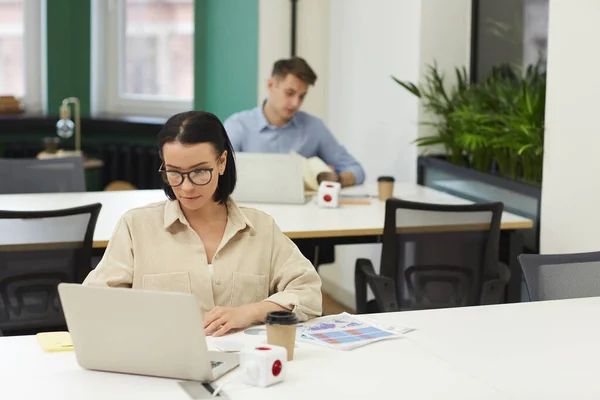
[84,111,322,336]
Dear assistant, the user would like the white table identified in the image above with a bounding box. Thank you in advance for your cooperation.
[3,298,600,399]
[0,334,506,400]
[0,183,533,302]
[0,182,532,248]
[387,297,600,399]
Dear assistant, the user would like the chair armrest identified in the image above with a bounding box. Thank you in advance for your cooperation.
[355,258,399,313]
[480,262,511,305]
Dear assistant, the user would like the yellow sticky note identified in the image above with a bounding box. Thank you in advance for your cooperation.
[36,331,74,352]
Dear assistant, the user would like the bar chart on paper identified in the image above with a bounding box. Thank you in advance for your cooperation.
[297,313,408,350]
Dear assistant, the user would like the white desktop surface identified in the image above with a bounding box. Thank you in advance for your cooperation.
[3,298,600,399]
[0,336,507,400]
[396,297,600,399]
[0,182,532,248]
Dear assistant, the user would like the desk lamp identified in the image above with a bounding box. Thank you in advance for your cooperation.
[56,97,81,155]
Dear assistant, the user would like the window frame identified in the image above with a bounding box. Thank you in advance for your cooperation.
[91,0,194,118]
[0,0,45,114]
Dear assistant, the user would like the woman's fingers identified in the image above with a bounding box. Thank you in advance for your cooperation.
[203,307,224,328]
[204,316,226,335]
[211,323,231,337]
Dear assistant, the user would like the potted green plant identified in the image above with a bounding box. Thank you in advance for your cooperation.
[394,62,546,254]
[393,62,546,185]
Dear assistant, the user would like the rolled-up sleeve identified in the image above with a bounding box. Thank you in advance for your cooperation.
[265,219,322,321]
[314,120,365,185]
[83,215,134,288]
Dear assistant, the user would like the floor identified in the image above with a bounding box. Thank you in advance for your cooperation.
[322,291,354,315]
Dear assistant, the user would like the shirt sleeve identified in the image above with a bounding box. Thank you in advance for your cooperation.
[314,120,366,184]
[264,218,323,322]
[83,215,134,288]
[223,114,244,152]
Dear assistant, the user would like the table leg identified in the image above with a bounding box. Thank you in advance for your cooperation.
[504,230,524,303]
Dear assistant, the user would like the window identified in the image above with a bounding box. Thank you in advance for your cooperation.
[0,0,44,113]
[471,0,548,82]
[93,0,194,117]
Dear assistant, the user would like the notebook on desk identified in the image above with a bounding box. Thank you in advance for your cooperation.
[57,283,239,382]
[36,331,73,352]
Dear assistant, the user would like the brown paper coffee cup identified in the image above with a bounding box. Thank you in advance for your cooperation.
[265,311,297,361]
[377,176,395,201]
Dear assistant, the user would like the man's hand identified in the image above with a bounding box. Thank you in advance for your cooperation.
[317,171,339,184]
[317,171,356,187]
[203,302,287,337]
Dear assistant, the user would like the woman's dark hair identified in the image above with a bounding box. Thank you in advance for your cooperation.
[157,111,236,204]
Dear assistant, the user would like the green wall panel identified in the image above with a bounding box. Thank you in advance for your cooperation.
[41,0,259,121]
[46,0,91,117]
[194,0,259,121]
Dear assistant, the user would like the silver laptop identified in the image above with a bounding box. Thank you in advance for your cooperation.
[232,152,308,204]
[57,283,239,382]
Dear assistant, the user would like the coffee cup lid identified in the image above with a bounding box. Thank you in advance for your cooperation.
[377,176,395,182]
[265,311,298,325]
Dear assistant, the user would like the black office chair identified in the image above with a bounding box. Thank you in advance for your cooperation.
[0,157,86,194]
[355,198,509,313]
[518,251,600,301]
[0,203,102,335]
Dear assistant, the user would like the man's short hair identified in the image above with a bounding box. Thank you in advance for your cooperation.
[271,57,317,86]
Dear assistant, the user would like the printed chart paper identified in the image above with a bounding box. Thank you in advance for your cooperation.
[296,312,409,350]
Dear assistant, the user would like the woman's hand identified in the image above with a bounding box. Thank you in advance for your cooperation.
[204,301,287,337]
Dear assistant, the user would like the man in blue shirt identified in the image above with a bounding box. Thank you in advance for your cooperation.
[224,57,365,187]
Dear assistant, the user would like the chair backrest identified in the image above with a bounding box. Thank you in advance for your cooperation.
[0,157,86,194]
[518,251,600,301]
[0,203,102,335]
[380,198,503,309]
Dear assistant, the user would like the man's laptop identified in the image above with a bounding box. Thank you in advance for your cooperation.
[57,283,239,382]
[232,152,310,204]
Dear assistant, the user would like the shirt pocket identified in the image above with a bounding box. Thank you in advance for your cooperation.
[142,272,192,294]
[229,272,268,308]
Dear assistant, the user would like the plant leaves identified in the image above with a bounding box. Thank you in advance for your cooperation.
[392,59,546,184]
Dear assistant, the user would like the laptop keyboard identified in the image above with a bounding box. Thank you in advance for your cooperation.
[211,361,223,369]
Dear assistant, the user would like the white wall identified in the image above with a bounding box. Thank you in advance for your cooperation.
[296,0,329,120]
[257,0,328,119]
[327,0,421,184]
[257,0,290,106]
[417,0,472,142]
[318,0,421,310]
[540,0,600,253]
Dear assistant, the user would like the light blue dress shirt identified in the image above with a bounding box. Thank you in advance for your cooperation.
[223,106,365,185]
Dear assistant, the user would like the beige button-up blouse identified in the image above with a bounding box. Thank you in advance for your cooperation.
[83,198,322,321]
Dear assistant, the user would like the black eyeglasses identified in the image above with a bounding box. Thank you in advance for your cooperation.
[158,164,215,187]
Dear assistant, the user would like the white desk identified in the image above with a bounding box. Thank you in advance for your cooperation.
[395,297,600,399]
[0,182,532,248]
[0,183,533,302]
[3,298,600,399]
[0,334,507,400]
